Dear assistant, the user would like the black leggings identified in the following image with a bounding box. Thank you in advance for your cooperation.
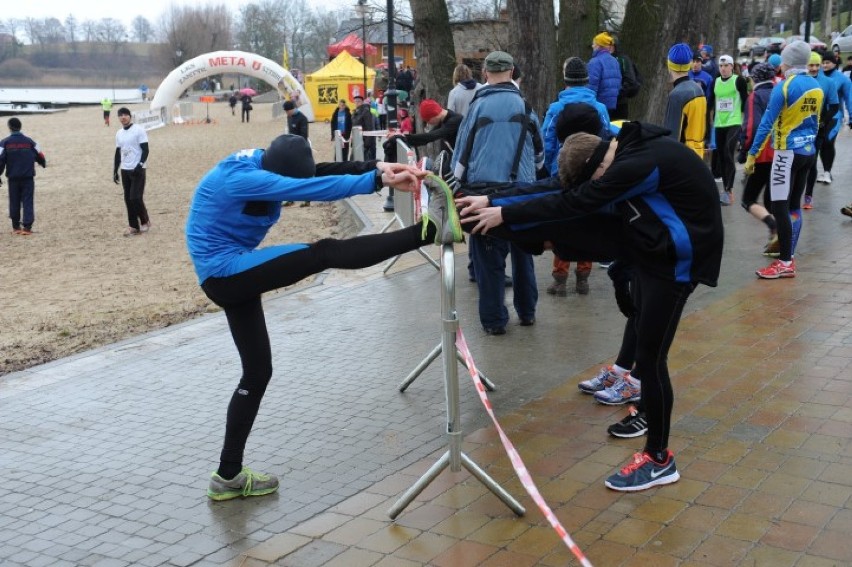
[741,162,772,210]
[481,213,694,454]
[820,132,836,172]
[201,224,427,471]
[769,151,812,262]
[632,270,694,455]
[715,126,741,191]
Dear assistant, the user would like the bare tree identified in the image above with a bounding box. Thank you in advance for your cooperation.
[302,9,341,69]
[64,15,77,43]
[409,0,457,106]
[160,4,234,66]
[557,0,600,74]
[42,18,66,44]
[234,0,287,61]
[97,18,127,46]
[821,0,834,35]
[81,19,98,43]
[507,0,557,117]
[22,18,43,45]
[131,16,155,43]
[284,0,311,69]
[620,0,718,124]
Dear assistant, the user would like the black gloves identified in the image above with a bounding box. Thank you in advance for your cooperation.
[113,171,120,184]
[382,134,405,162]
[737,149,747,164]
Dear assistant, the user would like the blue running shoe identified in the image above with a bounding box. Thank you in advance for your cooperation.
[605,450,680,492]
[593,375,641,405]
[577,366,623,394]
[719,191,731,206]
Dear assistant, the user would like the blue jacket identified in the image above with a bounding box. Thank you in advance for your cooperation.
[749,71,822,157]
[185,149,377,283]
[0,132,46,178]
[542,87,612,176]
[451,82,544,183]
[587,49,622,111]
[824,67,852,138]
[688,69,714,97]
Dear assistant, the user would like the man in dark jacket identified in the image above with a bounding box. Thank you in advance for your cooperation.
[351,95,376,160]
[0,117,47,235]
[283,100,308,139]
[455,121,723,492]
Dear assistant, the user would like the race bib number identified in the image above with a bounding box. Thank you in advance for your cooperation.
[717,98,734,112]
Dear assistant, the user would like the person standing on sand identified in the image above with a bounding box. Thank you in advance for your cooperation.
[101,97,113,126]
[113,108,151,236]
[0,117,47,235]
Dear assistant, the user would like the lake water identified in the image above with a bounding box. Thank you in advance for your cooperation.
[0,88,147,105]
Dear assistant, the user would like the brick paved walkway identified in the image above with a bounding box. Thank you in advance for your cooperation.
[2,140,852,566]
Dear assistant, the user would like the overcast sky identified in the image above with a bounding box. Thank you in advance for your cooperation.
[7,0,353,30]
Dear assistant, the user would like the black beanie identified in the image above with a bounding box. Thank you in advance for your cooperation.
[563,57,589,86]
[261,134,316,178]
[555,103,602,143]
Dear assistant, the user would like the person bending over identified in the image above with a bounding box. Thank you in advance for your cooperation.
[455,121,723,491]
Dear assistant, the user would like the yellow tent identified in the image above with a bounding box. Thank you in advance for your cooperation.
[304,51,376,122]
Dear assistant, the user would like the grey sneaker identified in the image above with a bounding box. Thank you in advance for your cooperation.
[432,150,460,194]
[207,467,279,501]
[423,175,463,245]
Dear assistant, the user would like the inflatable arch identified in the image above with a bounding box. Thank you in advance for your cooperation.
[150,50,314,122]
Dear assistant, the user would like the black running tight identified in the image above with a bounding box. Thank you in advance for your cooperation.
[632,270,695,457]
[201,223,428,475]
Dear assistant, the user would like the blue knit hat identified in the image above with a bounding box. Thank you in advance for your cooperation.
[667,43,693,72]
[768,53,782,68]
[701,44,713,56]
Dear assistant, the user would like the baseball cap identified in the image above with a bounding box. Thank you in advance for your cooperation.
[718,55,734,65]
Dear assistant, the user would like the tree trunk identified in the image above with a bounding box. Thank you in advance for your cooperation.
[748,0,759,35]
[557,0,600,75]
[714,0,741,58]
[507,0,558,118]
[620,0,719,124]
[822,0,834,35]
[791,0,803,37]
[408,0,456,107]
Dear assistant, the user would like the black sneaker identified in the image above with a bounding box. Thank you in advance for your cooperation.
[432,150,460,194]
[607,406,648,438]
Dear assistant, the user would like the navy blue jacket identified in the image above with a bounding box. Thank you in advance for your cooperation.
[0,132,46,178]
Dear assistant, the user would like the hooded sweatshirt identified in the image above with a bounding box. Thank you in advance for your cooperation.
[447,79,483,117]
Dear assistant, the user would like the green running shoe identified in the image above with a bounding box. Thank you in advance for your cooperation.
[422,174,463,245]
[207,467,279,501]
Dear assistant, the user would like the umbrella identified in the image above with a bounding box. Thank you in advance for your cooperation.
[239,87,257,96]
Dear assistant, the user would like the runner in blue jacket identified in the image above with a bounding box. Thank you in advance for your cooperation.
[187,134,462,501]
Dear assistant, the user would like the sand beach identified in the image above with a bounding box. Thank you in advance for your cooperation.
[1,100,349,374]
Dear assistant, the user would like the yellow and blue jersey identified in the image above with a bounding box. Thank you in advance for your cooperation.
[750,72,823,156]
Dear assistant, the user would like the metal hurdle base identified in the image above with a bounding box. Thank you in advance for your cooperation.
[388,245,524,520]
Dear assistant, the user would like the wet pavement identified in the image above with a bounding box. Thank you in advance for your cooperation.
[2,135,852,566]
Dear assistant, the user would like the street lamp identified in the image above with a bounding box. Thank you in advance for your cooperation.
[354,0,369,98]
[385,0,398,131]
[175,48,183,66]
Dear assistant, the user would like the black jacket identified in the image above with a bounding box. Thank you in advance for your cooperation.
[495,122,723,286]
[330,107,352,140]
[287,110,309,139]
[404,110,463,151]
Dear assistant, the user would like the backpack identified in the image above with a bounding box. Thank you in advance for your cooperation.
[618,55,642,99]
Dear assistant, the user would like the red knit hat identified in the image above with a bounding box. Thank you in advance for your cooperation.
[419,99,442,122]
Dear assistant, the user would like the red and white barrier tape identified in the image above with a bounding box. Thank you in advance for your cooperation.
[456,329,594,567]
